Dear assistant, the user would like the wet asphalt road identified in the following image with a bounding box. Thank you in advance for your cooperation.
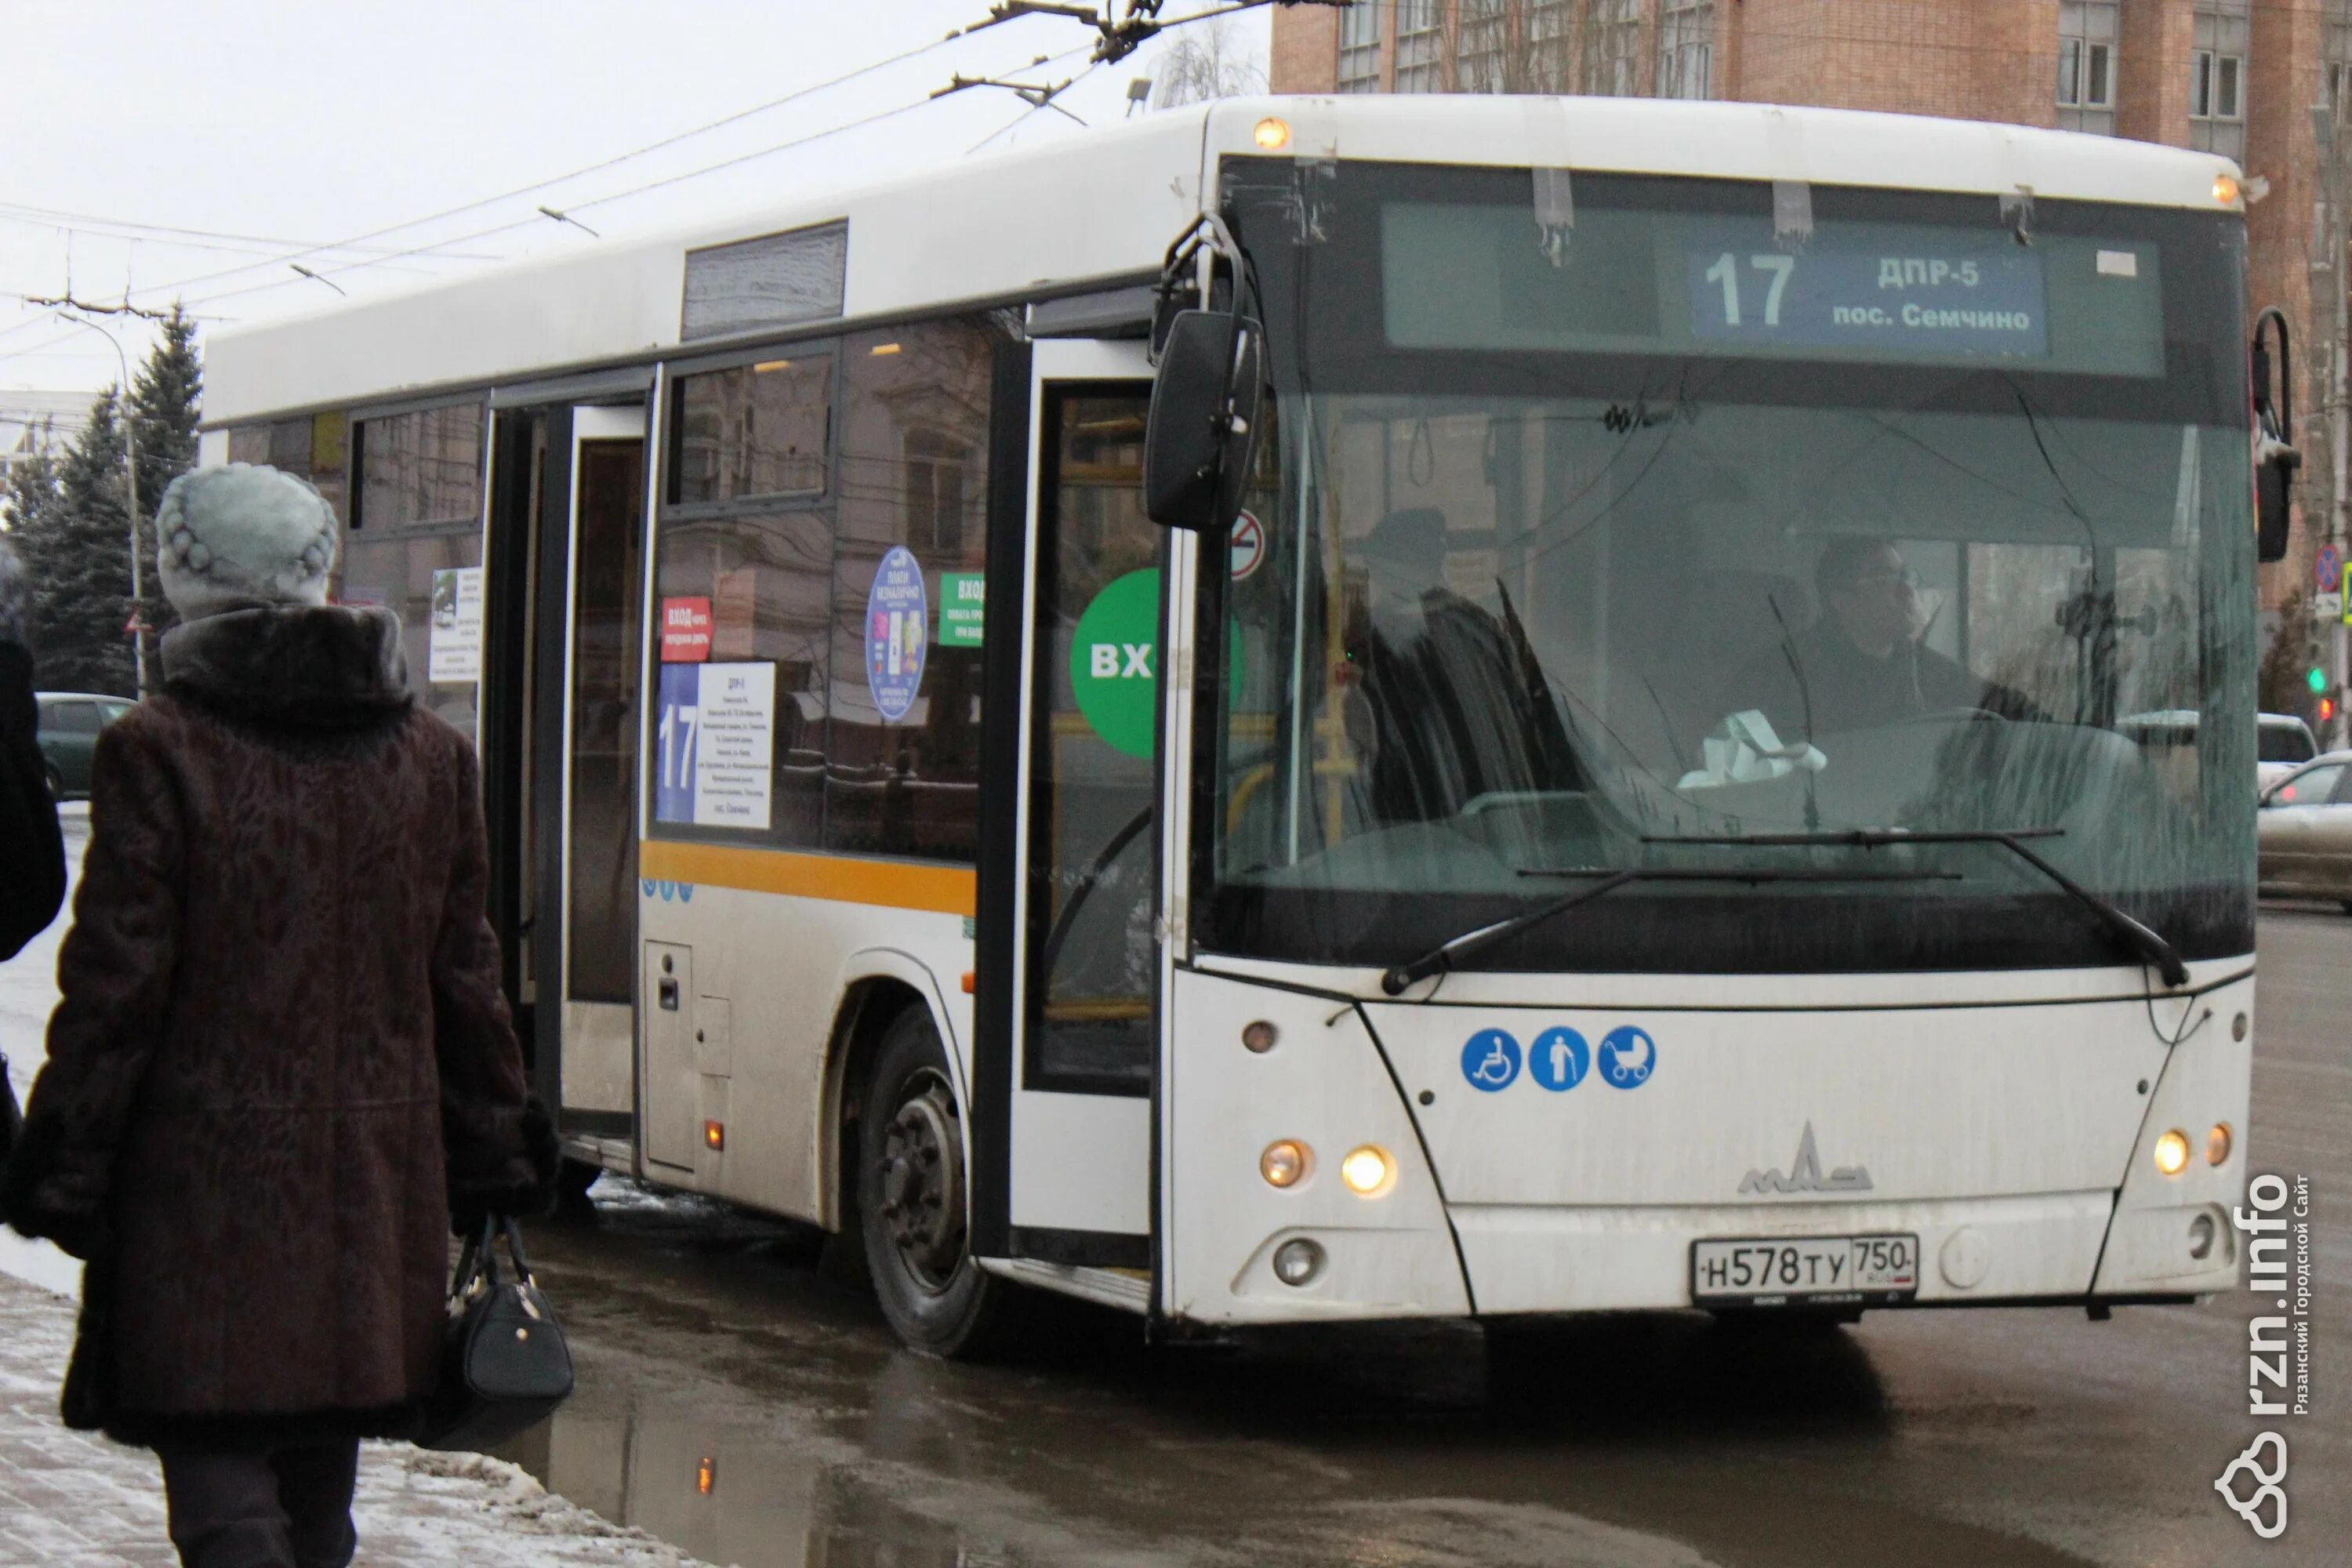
[509,913,2350,1568]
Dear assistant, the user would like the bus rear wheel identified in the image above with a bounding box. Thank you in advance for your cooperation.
[856,1004,1021,1358]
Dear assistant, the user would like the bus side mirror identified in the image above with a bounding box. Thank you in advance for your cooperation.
[1143,310,1264,532]
[2252,307,2298,564]
[2256,430,2299,564]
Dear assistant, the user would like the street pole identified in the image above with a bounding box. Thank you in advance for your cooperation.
[54,314,147,698]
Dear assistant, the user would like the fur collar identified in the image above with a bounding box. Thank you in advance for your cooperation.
[159,605,412,731]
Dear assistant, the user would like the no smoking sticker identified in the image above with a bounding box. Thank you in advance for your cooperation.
[1229,510,1264,581]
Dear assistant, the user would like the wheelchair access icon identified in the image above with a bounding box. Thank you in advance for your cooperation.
[1459,1029,1523,1092]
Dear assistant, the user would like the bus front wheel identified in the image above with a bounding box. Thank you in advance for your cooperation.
[856,1004,1021,1358]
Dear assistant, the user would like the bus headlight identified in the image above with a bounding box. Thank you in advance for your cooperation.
[2207,1123,2233,1167]
[2154,1129,2190,1176]
[1260,1140,1309,1189]
[1273,1237,1324,1285]
[1339,1145,1395,1197]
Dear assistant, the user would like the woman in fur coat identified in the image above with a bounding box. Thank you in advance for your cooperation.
[1,463,556,1568]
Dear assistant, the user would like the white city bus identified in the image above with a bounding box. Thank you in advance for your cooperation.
[202,95,2279,1355]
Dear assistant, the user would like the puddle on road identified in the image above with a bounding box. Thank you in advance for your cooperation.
[495,1188,2103,1568]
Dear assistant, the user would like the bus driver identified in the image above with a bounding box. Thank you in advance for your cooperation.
[1727,536,2031,741]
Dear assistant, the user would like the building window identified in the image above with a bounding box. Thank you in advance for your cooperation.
[1395,0,1443,94]
[1457,0,1510,93]
[2057,1,2118,136]
[1657,0,1713,101]
[2190,0,2249,159]
[2325,0,2352,123]
[1526,0,1575,93]
[1583,0,1643,97]
[1338,0,1383,93]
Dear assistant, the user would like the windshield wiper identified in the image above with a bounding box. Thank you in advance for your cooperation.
[1377,866,1957,997]
[1642,827,2189,988]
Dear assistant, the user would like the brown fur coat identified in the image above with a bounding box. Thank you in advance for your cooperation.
[1,604,554,1446]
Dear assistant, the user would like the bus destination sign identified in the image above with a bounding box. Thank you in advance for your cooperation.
[1684,226,2049,358]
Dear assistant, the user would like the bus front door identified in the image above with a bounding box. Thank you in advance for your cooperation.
[531,403,648,1164]
[975,340,1163,1283]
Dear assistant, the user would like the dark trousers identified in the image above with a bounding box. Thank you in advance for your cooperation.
[155,1439,360,1568]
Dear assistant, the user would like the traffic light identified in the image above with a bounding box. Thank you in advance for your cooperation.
[2309,664,2328,696]
[2323,695,2339,726]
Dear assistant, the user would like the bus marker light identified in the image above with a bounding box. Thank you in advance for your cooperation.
[1242,1020,1278,1054]
[1273,1238,1323,1286]
[704,1120,725,1152]
[1261,1140,1308,1188]
[2206,1122,2232,1166]
[960,970,976,995]
[1339,1145,1394,1197]
[2212,172,2240,206]
[1254,117,1291,151]
[696,1456,717,1495]
[2154,1129,2189,1175]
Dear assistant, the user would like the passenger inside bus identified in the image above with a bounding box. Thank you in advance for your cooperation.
[1714,536,2038,743]
[1347,507,1582,822]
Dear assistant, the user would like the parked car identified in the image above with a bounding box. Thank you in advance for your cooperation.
[2258,712,2318,790]
[34,691,136,800]
[2256,750,2352,909]
[2118,710,2318,793]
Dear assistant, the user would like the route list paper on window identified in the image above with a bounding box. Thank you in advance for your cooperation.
[655,661,775,830]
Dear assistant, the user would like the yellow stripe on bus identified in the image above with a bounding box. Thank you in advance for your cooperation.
[638,840,976,916]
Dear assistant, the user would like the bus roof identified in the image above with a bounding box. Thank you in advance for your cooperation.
[205,94,2242,426]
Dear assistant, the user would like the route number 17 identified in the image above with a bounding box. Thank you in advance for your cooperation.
[1705,252,1795,327]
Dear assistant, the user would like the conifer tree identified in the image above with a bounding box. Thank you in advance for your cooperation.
[5,305,204,695]
[30,388,136,695]
[129,304,202,645]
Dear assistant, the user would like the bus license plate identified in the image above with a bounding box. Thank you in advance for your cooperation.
[1690,1234,1919,1307]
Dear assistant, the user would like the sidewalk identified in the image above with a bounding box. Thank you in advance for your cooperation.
[0,1270,717,1567]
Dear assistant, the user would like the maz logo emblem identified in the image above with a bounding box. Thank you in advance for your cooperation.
[1739,1121,1873,1195]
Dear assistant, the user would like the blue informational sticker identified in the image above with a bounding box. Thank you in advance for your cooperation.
[653,663,700,824]
[1528,1026,1590,1091]
[1598,1025,1657,1088]
[1461,1029,1523,1092]
[866,545,927,723]
[1685,222,2050,359]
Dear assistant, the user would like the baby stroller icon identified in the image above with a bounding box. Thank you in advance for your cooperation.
[1602,1027,1653,1086]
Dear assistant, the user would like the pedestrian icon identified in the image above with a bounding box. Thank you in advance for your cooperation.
[1528,1026,1589,1091]
[1598,1025,1656,1088]
[1460,1029,1522,1092]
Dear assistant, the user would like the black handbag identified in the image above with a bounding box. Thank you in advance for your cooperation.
[417,1215,574,1451]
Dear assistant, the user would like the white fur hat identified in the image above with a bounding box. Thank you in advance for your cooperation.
[154,463,339,621]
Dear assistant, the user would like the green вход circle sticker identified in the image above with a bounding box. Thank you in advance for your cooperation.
[1069,568,1162,760]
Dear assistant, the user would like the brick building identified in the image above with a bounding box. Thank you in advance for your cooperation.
[1272,0,2352,626]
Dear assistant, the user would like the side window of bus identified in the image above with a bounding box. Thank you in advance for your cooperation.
[826,318,1007,862]
[654,348,840,851]
[226,411,350,524]
[345,402,487,741]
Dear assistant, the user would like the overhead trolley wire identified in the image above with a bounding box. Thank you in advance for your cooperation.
[32,31,981,315]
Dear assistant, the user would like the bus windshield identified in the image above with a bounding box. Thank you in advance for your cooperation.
[1198,159,2256,977]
